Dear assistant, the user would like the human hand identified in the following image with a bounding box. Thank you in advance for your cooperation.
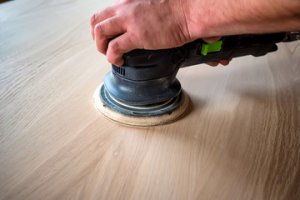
[90,0,192,66]
[91,0,230,67]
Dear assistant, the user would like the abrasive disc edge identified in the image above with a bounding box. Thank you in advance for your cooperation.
[93,84,191,127]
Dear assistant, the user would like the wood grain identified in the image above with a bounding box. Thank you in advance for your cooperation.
[0,0,300,200]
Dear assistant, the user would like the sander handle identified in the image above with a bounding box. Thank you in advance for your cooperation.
[118,32,299,81]
[180,32,300,67]
[180,34,280,67]
[123,32,299,68]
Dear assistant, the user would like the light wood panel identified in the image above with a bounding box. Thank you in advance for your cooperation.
[0,1,300,200]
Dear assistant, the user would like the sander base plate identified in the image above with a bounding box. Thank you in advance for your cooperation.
[94,84,191,127]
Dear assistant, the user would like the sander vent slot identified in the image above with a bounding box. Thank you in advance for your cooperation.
[115,67,125,76]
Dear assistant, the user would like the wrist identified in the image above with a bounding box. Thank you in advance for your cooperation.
[186,0,300,38]
[167,0,193,42]
[183,0,229,39]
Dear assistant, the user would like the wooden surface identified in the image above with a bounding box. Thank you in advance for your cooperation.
[1,1,300,200]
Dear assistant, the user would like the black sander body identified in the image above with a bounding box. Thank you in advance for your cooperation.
[95,32,300,126]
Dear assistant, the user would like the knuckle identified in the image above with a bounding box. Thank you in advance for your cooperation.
[131,3,143,17]
[103,7,113,13]
[95,23,104,34]
[109,41,120,53]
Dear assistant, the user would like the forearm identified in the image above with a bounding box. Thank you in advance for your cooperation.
[185,0,300,39]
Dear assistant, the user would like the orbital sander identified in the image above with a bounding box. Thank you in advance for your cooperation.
[94,32,300,127]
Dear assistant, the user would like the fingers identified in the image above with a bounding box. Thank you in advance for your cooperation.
[90,8,115,39]
[207,62,219,67]
[91,7,135,66]
[94,17,125,54]
[106,33,136,66]
[220,59,230,66]
[207,59,231,67]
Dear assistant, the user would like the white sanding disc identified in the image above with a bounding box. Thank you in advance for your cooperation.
[93,85,191,127]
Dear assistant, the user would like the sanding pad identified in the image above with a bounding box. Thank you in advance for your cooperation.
[94,84,191,127]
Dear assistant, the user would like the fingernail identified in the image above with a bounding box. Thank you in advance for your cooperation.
[207,62,218,67]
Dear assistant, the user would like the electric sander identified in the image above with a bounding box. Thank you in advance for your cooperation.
[94,32,300,127]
